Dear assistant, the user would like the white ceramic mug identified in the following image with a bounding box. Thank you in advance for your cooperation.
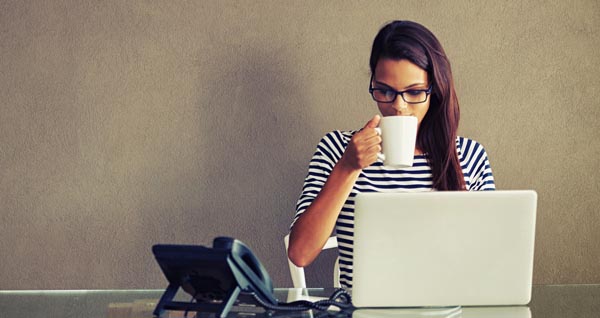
[374,116,418,167]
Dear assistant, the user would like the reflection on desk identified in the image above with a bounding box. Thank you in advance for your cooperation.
[0,285,598,318]
[287,289,530,318]
[462,306,530,318]
[353,307,462,318]
[352,305,532,318]
[106,300,528,318]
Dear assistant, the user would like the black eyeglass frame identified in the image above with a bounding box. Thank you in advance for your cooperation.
[369,74,433,104]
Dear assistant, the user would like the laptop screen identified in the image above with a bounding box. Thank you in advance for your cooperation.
[351,190,537,307]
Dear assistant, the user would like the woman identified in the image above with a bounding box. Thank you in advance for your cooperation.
[288,20,495,288]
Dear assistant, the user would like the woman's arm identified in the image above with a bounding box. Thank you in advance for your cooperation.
[287,162,361,267]
[288,115,381,267]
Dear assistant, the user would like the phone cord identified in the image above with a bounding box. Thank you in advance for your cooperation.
[251,288,353,312]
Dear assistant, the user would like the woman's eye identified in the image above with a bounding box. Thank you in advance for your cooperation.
[406,90,423,96]
[382,89,395,97]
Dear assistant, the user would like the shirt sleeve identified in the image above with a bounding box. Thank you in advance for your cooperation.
[290,131,343,229]
[463,138,496,191]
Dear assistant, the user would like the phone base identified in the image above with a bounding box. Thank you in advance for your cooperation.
[153,284,241,318]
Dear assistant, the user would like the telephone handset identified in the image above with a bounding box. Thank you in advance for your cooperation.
[152,237,277,317]
[223,237,275,302]
[152,237,352,318]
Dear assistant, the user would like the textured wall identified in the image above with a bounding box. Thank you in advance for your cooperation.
[0,0,598,289]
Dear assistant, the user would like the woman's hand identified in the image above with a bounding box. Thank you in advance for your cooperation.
[339,115,382,171]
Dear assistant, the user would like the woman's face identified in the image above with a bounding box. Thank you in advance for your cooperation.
[372,58,431,127]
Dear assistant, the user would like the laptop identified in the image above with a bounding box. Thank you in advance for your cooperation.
[351,190,537,307]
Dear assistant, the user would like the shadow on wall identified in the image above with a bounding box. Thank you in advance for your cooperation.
[138,44,323,287]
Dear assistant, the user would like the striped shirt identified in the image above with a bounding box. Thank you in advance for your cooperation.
[291,130,495,288]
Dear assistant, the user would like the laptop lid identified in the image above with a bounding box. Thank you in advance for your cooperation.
[352,190,537,307]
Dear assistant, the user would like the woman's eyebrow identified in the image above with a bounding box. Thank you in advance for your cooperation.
[373,80,394,89]
[374,80,428,90]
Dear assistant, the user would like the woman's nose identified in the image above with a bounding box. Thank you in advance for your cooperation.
[392,97,410,113]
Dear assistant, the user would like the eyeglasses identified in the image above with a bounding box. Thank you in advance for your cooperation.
[369,75,433,104]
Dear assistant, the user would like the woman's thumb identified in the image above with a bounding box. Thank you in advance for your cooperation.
[364,114,381,129]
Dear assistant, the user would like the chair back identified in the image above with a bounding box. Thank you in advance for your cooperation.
[284,234,340,288]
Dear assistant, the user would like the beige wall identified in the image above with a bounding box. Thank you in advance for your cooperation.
[1,0,598,289]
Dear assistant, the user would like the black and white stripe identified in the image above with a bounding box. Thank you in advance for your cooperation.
[292,130,495,288]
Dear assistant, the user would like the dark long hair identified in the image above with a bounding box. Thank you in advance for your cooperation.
[370,20,466,190]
